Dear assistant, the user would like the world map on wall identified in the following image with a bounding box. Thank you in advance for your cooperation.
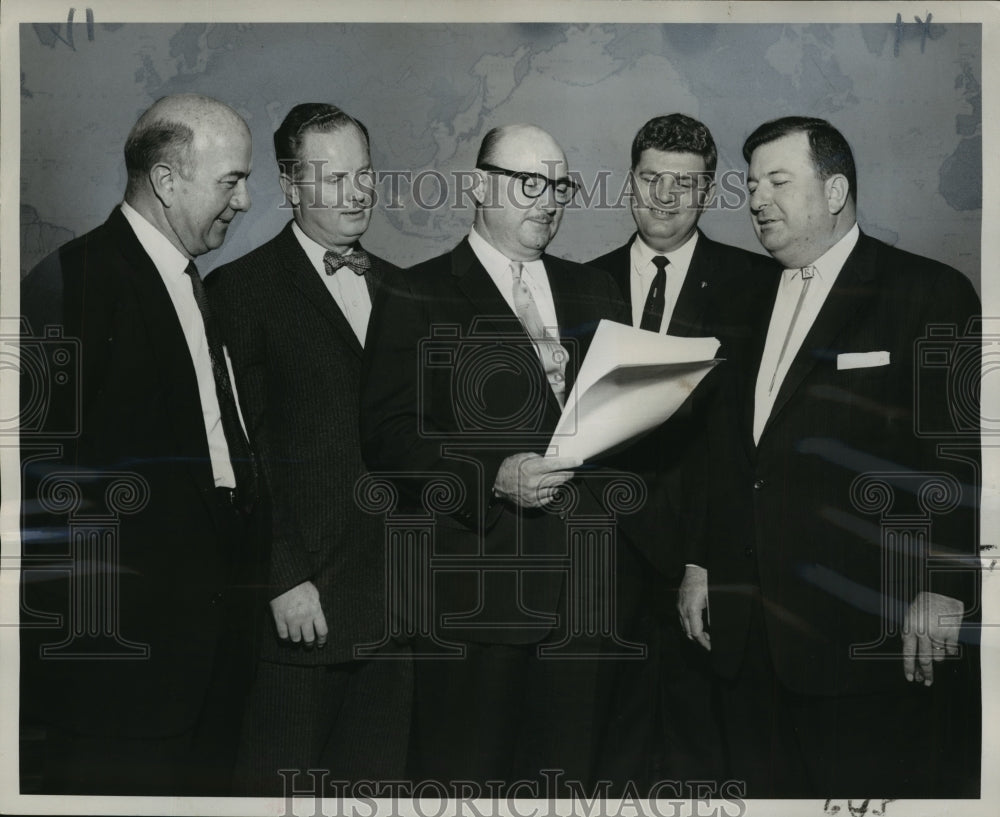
[20,20,981,288]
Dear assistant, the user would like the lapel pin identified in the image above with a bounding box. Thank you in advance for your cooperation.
[701,281,708,288]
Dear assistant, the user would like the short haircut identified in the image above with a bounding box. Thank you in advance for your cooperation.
[273,103,370,179]
[124,117,194,183]
[630,114,717,173]
[742,116,857,203]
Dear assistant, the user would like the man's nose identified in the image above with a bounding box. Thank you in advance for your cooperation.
[231,179,251,212]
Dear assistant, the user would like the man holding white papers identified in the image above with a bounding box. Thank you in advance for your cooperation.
[589,114,770,786]
[680,117,981,796]
[361,124,626,788]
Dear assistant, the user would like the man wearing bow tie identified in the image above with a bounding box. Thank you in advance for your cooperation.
[208,103,410,793]
[679,117,981,796]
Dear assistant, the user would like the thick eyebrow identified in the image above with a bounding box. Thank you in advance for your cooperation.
[220,169,250,181]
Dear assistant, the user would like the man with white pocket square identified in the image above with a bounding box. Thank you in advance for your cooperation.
[678,116,981,797]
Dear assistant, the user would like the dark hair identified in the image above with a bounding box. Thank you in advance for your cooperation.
[630,114,717,173]
[742,116,857,203]
[124,118,194,183]
[273,103,370,179]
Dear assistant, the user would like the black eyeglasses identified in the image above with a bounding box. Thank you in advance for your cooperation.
[477,163,579,204]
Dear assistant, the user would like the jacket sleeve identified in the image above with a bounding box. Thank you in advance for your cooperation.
[209,265,315,596]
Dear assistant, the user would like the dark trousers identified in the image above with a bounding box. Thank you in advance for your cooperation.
[20,495,259,796]
[232,651,413,796]
[597,582,725,792]
[409,639,609,793]
[718,598,981,798]
[20,629,249,796]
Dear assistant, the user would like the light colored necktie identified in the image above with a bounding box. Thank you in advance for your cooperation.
[510,261,567,407]
[768,265,816,393]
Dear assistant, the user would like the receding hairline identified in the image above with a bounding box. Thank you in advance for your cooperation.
[137,93,244,130]
[480,123,567,168]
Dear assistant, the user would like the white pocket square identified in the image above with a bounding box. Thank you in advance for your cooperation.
[837,351,890,370]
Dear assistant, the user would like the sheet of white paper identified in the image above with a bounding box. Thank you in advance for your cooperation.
[546,320,721,462]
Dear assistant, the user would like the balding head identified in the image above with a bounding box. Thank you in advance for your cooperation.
[477,124,567,175]
[124,94,247,192]
[473,124,573,261]
[123,94,252,258]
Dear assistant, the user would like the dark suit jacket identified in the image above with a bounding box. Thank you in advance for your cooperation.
[360,237,627,644]
[589,230,774,575]
[699,232,981,696]
[207,222,396,665]
[20,207,259,739]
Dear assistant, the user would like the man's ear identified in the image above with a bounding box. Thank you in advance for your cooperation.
[825,174,849,215]
[279,174,300,207]
[471,169,489,207]
[149,163,176,207]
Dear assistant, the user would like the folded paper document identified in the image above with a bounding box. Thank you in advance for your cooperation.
[546,320,721,462]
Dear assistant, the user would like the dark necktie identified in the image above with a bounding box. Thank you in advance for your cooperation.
[183,261,258,507]
[324,248,375,298]
[639,255,669,332]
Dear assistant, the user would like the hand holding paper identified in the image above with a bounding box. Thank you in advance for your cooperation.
[546,320,721,462]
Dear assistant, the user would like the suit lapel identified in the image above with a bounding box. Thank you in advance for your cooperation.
[109,208,217,497]
[756,234,880,441]
[451,239,565,417]
[450,237,524,335]
[276,223,365,359]
[667,231,713,337]
[607,235,635,305]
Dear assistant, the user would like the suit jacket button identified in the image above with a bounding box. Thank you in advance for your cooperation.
[753,479,765,490]
[209,592,224,607]
[744,547,754,557]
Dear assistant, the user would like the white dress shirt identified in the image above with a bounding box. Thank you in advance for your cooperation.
[629,230,699,331]
[753,222,861,443]
[292,221,372,346]
[468,226,560,338]
[120,201,236,488]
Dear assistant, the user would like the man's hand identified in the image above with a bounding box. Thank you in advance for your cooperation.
[270,580,328,648]
[678,564,711,651]
[902,590,963,686]
[493,452,581,509]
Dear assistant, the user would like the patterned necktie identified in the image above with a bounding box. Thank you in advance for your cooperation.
[324,249,375,298]
[639,255,669,332]
[768,265,816,393]
[183,261,258,507]
[510,261,568,407]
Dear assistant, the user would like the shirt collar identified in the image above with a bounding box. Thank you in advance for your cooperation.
[291,220,358,273]
[120,200,191,277]
[784,222,860,282]
[633,229,699,276]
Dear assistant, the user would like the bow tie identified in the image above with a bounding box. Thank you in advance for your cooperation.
[323,248,371,276]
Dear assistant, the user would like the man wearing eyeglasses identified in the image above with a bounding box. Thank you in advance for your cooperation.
[207,103,411,794]
[361,123,627,789]
[588,114,772,788]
